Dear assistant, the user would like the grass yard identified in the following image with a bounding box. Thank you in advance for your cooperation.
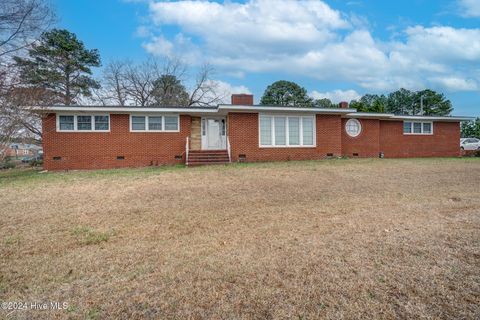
[0,158,479,319]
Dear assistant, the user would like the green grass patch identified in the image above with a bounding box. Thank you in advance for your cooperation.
[86,307,101,320]
[3,235,21,246]
[71,227,116,246]
[0,278,7,295]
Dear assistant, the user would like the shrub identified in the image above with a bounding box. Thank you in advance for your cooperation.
[30,159,43,167]
[0,157,16,169]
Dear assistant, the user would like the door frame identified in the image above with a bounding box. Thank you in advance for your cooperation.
[201,116,227,150]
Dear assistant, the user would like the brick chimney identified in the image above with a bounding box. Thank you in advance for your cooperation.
[339,101,349,109]
[231,94,254,105]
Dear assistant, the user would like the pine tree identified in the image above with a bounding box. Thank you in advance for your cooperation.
[14,29,101,105]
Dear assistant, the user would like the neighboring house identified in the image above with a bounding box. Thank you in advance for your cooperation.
[38,94,473,170]
[3,143,42,158]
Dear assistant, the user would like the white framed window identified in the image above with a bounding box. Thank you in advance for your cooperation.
[58,115,74,131]
[221,119,226,135]
[148,116,162,130]
[94,116,109,130]
[130,114,180,132]
[164,116,179,131]
[288,117,300,146]
[132,116,146,130]
[345,119,362,137]
[302,117,314,145]
[403,121,433,135]
[57,114,110,132]
[259,115,316,147]
[77,115,92,131]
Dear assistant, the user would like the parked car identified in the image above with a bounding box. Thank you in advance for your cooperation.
[21,156,35,163]
[460,138,480,150]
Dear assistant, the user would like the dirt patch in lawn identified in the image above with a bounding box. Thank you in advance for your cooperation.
[0,158,479,319]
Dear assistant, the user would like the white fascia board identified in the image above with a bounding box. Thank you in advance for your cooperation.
[345,112,395,119]
[344,112,474,122]
[31,106,219,114]
[218,104,356,113]
[390,115,475,122]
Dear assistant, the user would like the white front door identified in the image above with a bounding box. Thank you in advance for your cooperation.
[202,118,226,150]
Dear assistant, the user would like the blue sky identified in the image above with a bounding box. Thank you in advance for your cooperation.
[53,0,479,116]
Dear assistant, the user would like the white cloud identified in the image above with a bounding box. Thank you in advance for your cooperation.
[458,0,480,18]
[141,0,480,93]
[146,0,348,58]
[205,80,251,104]
[143,35,173,56]
[310,89,361,102]
[429,76,478,91]
[135,25,152,38]
[399,26,480,63]
[143,33,201,64]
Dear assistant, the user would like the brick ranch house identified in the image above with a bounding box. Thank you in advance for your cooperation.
[38,94,472,170]
[2,143,42,158]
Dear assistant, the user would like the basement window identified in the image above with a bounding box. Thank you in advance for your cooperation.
[403,121,433,135]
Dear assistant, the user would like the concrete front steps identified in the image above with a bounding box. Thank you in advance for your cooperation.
[187,150,230,166]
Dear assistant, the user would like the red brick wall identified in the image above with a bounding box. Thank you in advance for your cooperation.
[379,121,460,158]
[42,113,190,170]
[227,113,342,162]
[42,112,462,170]
[341,119,380,158]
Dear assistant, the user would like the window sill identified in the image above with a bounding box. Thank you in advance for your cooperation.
[403,133,433,136]
[129,130,180,133]
[259,145,317,148]
[57,130,110,133]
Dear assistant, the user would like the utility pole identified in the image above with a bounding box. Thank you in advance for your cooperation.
[420,95,424,115]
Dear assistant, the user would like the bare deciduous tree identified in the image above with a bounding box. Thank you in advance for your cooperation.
[92,60,129,106]
[123,59,160,106]
[0,0,54,160]
[95,58,224,108]
[0,0,54,59]
[188,64,225,107]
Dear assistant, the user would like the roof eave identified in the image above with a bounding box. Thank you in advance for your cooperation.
[390,115,475,122]
[218,104,356,114]
[30,106,219,114]
[345,112,474,122]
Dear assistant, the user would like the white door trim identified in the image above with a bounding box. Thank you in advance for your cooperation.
[201,117,226,150]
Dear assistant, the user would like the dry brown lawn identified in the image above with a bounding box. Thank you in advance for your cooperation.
[0,158,479,319]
